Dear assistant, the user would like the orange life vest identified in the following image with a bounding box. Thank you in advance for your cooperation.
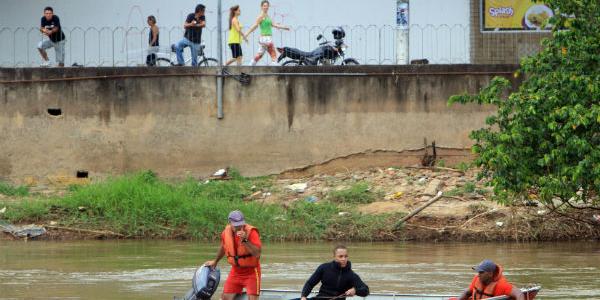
[471,266,508,299]
[222,224,260,268]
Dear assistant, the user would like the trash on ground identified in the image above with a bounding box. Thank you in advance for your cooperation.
[0,221,46,238]
[213,169,227,177]
[244,191,262,201]
[286,183,308,193]
[209,168,231,180]
[305,195,319,203]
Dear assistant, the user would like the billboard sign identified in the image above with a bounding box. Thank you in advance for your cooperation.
[482,0,553,31]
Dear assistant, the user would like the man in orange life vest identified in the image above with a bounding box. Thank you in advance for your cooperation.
[205,210,262,300]
[458,259,524,300]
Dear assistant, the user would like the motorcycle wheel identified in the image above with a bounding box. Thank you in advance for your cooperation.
[282,60,303,66]
[342,58,360,65]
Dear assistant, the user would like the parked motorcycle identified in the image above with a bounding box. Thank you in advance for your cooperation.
[277,27,359,66]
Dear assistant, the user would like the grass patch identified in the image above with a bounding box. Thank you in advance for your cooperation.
[463,182,476,193]
[326,212,403,241]
[0,171,397,241]
[0,181,29,197]
[327,182,377,204]
[456,162,471,172]
[437,159,446,167]
[446,181,479,197]
[468,203,489,214]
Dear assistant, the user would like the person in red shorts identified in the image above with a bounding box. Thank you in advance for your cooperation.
[458,259,524,300]
[205,210,262,300]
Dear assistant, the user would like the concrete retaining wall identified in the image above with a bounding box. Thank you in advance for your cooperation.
[0,65,518,184]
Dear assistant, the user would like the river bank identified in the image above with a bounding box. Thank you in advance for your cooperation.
[1,168,599,242]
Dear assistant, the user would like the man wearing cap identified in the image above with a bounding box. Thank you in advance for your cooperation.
[458,259,524,300]
[205,210,262,300]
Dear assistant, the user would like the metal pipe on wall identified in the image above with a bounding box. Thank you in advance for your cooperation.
[216,0,224,119]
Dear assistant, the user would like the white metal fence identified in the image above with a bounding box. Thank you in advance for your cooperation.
[0,24,546,67]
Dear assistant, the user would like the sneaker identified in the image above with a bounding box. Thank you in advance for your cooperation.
[40,60,51,67]
[269,61,280,66]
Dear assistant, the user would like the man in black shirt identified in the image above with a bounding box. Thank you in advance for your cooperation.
[301,245,369,300]
[37,7,66,67]
[173,4,206,66]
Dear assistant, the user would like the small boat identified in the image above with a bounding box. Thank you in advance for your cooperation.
[245,286,541,300]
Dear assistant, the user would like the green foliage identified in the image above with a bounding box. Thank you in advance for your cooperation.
[449,0,600,206]
[1,200,48,221]
[327,182,377,204]
[0,181,29,197]
[456,162,471,172]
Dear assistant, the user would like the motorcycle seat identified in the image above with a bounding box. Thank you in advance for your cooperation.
[286,48,316,59]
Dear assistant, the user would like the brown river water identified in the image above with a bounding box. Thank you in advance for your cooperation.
[1,241,599,299]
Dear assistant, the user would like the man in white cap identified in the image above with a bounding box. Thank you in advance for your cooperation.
[458,259,524,300]
[205,210,262,300]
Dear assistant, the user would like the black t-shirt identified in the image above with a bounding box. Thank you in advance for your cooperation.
[41,15,66,42]
[184,13,205,44]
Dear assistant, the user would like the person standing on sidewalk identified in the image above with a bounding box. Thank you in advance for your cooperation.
[174,4,206,66]
[226,5,247,66]
[205,210,262,300]
[145,15,160,66]
[245,0,289,66]
[37,6,66,67]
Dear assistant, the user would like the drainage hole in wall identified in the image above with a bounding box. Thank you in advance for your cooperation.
[76,170,89,178]
[47,108,62,116]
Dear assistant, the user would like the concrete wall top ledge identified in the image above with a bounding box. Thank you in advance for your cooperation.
[0,64,519,82]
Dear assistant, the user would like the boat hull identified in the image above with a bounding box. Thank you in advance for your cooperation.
[233,286,540,300]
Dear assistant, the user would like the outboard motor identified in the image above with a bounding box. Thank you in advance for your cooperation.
[176,266,221,300]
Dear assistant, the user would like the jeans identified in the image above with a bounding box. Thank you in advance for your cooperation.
[175,38,201,66]
[38,39,66,64]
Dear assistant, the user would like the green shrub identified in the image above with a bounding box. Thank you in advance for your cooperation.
[449,0,600,206]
